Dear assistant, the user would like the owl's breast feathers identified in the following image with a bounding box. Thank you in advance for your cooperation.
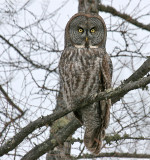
[59,46,112,117]
[59,47,112,91]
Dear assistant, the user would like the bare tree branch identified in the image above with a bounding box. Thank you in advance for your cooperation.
[71,134,150,144]
[0,35,57,73]
[78,152,150,159]
[0,85,24,114]
[0,113,25,138]
[105,134,150,144]
[98,4,150,32]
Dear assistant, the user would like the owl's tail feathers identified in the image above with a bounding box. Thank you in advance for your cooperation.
[84,127,105,155]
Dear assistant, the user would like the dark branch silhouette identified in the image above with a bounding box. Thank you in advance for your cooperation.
[98,4,150,32]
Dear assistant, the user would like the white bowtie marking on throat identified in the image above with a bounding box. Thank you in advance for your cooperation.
[74,45,98,49]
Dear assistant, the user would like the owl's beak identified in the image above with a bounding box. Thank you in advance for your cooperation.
[85,37,89,48]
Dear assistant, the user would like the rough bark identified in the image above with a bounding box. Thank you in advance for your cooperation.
[78,0,99,14]
[77,152,150,159]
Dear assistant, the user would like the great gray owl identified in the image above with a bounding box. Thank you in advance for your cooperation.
[59,13,112,155]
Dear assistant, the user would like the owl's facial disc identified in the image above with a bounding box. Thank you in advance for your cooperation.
[68,15,105,48]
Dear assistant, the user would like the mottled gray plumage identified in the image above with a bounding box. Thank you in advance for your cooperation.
[59,13,112,155]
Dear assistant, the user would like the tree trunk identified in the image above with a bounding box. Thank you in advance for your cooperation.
[78,0,100,14]
[46,88,72,160]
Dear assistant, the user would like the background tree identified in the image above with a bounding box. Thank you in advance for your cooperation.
[0,0,150,159]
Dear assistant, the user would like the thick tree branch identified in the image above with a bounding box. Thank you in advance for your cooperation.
[86,74,150,105]
[112,57,150,103]
[21,119,80,160]
[78,152,150,159]
[98,4,150,32]
[0,57,150,157]
[71,134,150,144]
[105,134,150,144]
[123,57,150,84]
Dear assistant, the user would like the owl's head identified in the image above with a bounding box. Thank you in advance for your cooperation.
[65,13,107,49]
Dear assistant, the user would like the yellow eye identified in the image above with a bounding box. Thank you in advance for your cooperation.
[90,28,95,33]
[78,28,83,33]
